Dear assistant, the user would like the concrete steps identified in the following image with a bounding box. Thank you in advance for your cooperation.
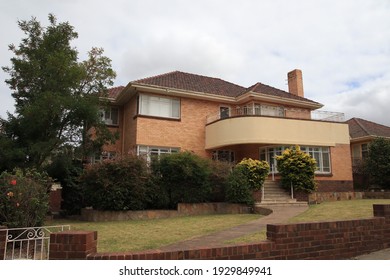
[256,180,308,207]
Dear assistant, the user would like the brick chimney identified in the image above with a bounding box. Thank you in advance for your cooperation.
[287,69,304,97]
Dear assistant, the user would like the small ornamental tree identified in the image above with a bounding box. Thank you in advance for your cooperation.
[276,146,317,193]
[226,158,269,205]
[0,169,51,228]
[237,158,270,191]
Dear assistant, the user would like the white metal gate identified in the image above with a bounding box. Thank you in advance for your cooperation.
[1,225,70,260]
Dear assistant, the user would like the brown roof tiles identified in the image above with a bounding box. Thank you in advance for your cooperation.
[107,70,320,105]
[347,118,390,139]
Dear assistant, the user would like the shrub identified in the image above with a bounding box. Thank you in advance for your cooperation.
[81,156,151,211]
[364,137,390,189]
[208,160,233,202]
[226,158,269,205]
[226,164,254,205]
[155,152,212,208]
[276,146,317,193]
[237,158,270,191]
[0,169,50,228]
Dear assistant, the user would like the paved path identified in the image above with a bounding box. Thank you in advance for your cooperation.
[157,205,308,252]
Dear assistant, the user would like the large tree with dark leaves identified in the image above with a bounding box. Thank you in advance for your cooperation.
[1,14,117,170]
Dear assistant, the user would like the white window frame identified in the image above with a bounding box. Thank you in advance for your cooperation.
[92,151,117,163]
[212,150,235,163]
[138,94,180,119]
[137,145,180,163]
[259,146,331,174]
[100,107,119,126]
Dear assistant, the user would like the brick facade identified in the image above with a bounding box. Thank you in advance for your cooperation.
[99,71,354,197]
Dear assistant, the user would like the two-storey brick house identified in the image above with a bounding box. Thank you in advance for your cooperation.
[98,69,353,201]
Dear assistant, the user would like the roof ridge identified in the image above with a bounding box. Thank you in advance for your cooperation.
[132,70,180,83]
[352,118,371,136]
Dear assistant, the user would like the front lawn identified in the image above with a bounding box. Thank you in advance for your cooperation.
[47,214,261,252]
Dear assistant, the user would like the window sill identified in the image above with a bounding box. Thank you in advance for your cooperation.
[133,114,181,122]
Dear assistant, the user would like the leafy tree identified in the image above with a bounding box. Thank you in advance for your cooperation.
[226,158,269,205]
[276,146,317,193]
[364,137,390,189]
[1,14,117,170]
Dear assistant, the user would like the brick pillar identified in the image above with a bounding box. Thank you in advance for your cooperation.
[49,231,97,260]
[373,204,390,218]
[0,226,7,260]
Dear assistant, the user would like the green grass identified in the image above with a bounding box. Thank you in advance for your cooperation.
[47,214,261,252]
[224,199,390,245]
[48,199,390,251]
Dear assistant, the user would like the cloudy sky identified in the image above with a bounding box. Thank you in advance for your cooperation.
[1,0,389,125]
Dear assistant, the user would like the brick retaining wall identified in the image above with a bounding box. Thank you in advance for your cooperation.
[81,203,251,222]
[48,204,390,260]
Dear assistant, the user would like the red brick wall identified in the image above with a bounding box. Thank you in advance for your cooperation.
[49,231,97,260]
[48,205,390,260]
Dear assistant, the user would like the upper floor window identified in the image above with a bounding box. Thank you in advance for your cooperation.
[100,107,119,126]
[256,104,284,117]
[139,94,180,119]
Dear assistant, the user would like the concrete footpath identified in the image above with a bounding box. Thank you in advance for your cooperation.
[156,205,390,260]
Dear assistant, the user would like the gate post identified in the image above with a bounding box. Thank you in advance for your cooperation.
[0,226,7,260]
[49,231,97,260]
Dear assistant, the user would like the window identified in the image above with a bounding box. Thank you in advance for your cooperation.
[137,145,179,163]
[220,107,230,119]
[92,151,116,163]
[138,94,180,119]
[258,104,284,117]
[212,150,235,163]
[259,146,331,174]
[361,144,369,159]
[100,107,119,125]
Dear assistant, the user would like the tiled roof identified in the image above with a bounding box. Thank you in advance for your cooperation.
[346,118,390,139]
[243,82,320,104]
[106,70,320,105]
[133,71,246,97]
[107,86,125,99]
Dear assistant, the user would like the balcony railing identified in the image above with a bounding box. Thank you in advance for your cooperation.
[311,110,345,122]
[206,107,345,124]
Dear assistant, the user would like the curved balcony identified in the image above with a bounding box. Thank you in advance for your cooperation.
[205,115,350,149]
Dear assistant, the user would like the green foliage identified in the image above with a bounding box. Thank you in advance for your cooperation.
[276,146,317,193]
[226,158,269,206]
[237,158,270,191]
[0,169,50,228]
[155,152,212,208]
[208,160,233,202]
[1,14,117,170]
[364,137,390,189]
[45,153,84,215]
[226,165,255,205]
[80,156,153,211]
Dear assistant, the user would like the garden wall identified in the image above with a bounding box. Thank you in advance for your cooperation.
[81,203,251,222]
[49,204,390,260]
